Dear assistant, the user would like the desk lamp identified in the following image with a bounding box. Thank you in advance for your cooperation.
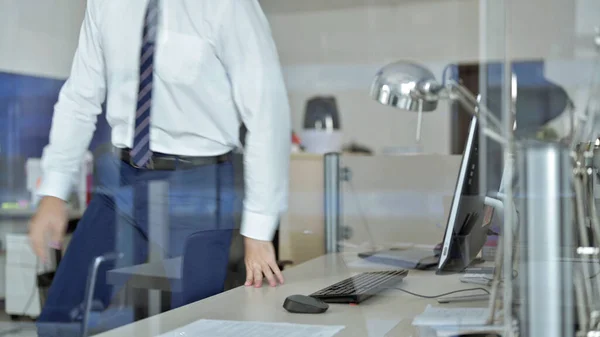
[369,60,509,324]
[370,61,504,143]
[370,61,600,334]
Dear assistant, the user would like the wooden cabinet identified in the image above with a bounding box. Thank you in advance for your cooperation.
[278,153,462,266]
[278,153,325,265]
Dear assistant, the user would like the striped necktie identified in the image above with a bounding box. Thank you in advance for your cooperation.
[131,0,159,168]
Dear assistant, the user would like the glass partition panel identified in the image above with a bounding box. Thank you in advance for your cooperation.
[338,154,462,253]
[10,0,597,336]
[479,1,600,336]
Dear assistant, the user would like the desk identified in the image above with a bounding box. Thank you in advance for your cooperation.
[107,257,182,293]
[107,257,180,319]
[97,253,488,337]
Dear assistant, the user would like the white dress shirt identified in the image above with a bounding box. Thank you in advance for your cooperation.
[38,0,291,241]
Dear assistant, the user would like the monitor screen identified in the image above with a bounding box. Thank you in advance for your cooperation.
[436,116,490,274]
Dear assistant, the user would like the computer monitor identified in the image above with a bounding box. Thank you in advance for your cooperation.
[357,116,492,271]
[436,116,490,275]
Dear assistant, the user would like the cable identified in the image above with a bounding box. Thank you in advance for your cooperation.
[487,229,499,236]
[0,259,41,336]
[387,286,490,299]
[18,258,40,315]
[19,272,38,317]
[11,258,40,319]
[346,179,377,251]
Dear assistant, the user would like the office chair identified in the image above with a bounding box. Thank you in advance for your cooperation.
[177,229,234,307]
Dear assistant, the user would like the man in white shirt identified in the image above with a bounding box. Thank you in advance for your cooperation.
[29,0,290,333]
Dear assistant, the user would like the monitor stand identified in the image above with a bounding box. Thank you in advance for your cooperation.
[358,247,440,270]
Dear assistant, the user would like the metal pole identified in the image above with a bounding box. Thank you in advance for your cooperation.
[502,4,516,335]
[516,140,575,337]
[324,153,341,254]
[147,180,169,317]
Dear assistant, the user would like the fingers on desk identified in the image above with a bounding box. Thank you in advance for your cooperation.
[271,261,285,285]
[245,262,284,288]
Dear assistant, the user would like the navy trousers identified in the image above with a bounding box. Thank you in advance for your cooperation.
[37,151,236,336]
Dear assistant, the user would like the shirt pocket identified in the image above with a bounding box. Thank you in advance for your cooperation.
[155,30,208,85]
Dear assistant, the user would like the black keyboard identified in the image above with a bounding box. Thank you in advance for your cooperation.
[310,270,408,304]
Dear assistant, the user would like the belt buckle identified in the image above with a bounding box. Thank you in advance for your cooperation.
[146,157,155,170]
[129,154,155,170]
[128,155,139,169]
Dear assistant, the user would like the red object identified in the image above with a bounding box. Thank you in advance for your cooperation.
[292,132,301,145]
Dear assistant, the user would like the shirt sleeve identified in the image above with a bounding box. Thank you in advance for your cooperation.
[215,0,291,241]
[37,0,106,201]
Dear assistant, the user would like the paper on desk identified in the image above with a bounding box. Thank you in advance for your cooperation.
[157,319,345,337]
[412,305,490,326]
[433,324,503,337]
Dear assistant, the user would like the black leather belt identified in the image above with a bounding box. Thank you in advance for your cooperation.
[118,148,231,170]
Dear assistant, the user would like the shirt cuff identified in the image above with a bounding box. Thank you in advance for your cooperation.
[240,209,279,241]
[36,171,73,201]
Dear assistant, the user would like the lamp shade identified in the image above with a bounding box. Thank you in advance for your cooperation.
[370,61,441,112]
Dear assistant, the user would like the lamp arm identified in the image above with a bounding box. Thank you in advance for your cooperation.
[484,196,505,212]
[445,81,504,132]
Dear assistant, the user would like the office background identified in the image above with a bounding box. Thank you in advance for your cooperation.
[0,0,593,252]
[1,0,597,157]
[0,0,597,335]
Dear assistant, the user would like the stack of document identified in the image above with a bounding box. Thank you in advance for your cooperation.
[412,305,502,337]
[157,320,345,337]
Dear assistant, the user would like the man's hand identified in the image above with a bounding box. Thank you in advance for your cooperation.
[29,196,68,262]
[244,237,284,288]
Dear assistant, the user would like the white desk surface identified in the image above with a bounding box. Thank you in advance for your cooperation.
[96,253,489,337]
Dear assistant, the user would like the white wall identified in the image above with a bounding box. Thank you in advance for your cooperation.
[574,0,599,60]
[263,0,582,154]
[0,0,85,78]
[0,0,592,152]
[264,0,481,155]
[541,0,600,139]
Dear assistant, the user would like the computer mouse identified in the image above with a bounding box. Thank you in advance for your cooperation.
[283,295,329,314]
